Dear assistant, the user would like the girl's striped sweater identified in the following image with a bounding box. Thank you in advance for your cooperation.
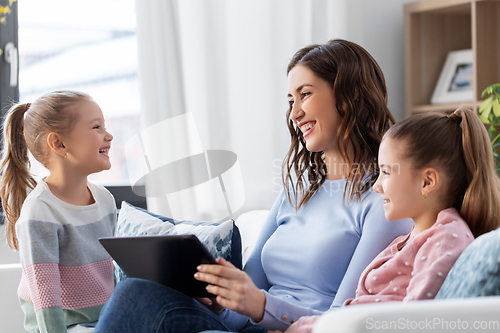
[16,180,116,333]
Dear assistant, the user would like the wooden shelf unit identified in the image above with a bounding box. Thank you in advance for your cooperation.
[404,0,500,117]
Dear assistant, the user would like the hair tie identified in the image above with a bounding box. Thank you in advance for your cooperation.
[448,111,462,125]
[25,103,31,111]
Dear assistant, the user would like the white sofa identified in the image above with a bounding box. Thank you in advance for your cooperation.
[0,264,23,332]
[0,224,24,333]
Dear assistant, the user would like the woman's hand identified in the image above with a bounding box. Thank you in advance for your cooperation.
[195,297,225,315]
[194,257,266,322]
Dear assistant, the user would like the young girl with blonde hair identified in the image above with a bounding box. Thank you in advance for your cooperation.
[0,91,117,333]
[286,108,500,333]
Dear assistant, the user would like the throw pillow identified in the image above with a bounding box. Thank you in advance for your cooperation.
[113,201,242,284]
[435,227,500,298]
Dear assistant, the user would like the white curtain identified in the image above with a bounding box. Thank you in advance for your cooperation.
[132,0,357,221]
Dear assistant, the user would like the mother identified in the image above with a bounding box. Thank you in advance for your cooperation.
[95,39,412,333]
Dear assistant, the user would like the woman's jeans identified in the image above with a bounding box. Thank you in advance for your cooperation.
[94,278,267,333]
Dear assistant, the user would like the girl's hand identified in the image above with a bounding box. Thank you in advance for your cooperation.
[268,322,295,333]
[284,322,296,333]
[194,257,266,322]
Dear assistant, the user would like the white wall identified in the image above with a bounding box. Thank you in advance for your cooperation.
[343,0,417,121]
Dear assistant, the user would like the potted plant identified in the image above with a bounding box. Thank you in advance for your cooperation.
[478,83,500,174]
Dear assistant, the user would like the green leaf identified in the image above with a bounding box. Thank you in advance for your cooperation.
[482,83,500,97]
[479,96,494,118]
[479,113,490,124]
[482,87,491,98]
[494,99,500,117]
[492,83,500,94]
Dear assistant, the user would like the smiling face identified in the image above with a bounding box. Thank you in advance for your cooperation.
[287,64,341,160]
[63,100,113,176]
[374,137,424,222]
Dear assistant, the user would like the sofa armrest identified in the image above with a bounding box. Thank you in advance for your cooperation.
[313,297,500,333]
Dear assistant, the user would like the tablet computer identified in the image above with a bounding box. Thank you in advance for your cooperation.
[99,234,216,297]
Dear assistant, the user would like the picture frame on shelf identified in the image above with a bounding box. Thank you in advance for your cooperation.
[431,49,473,105]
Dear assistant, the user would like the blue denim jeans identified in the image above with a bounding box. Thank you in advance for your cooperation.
[94,278,267,333]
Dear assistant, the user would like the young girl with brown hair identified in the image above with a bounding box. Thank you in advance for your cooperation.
[94,39,412,333]
[287,108,500,333]
[0,91,116,332]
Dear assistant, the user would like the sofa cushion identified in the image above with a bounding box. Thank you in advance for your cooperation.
[436,227,500,298]
[234,210,269,264]
[113,201,242,283]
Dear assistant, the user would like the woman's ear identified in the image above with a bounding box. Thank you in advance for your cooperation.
[47,132,67,158]
[421,167,440,198]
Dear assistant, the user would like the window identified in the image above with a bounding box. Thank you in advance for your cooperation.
[18,0,142,186]
[0,0,18,109]
[15,0,146,209]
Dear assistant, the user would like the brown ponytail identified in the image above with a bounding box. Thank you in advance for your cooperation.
[0,103,37,250]
[385,108,500,237]
[457,109,500,237]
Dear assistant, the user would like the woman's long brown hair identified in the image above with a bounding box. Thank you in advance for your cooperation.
[384,108,500,237]
[283,39,395,209]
